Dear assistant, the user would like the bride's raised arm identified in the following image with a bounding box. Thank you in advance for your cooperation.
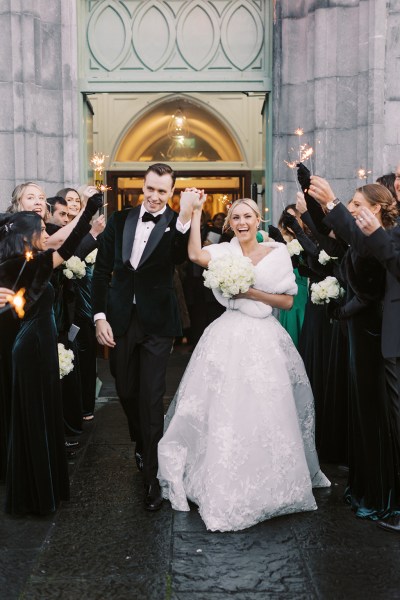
[180,189,211,268]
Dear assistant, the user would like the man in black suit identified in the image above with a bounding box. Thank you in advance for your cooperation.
[92,163,193,511]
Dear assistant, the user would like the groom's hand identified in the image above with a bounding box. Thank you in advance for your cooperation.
[95,319,116,347]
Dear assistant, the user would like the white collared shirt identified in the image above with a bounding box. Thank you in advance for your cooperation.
[130,204,167,269]
[94,205,190,321]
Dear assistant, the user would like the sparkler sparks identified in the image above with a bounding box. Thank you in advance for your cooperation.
[6,288,26,318]
[357,168,371,182]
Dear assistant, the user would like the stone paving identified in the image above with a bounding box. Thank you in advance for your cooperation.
[2,349,400,599]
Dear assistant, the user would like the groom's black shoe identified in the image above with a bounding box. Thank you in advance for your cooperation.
[135,446,143,472]
[144,481,163,511]
[377,515,400,533]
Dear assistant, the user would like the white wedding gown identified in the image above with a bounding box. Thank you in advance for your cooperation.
[158,239,330,532]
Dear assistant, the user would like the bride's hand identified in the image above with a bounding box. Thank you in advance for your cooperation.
[180,188,206,213]
[233,289,254,300]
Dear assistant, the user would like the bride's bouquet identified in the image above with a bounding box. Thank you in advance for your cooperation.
[63,256,86,279]
[310,276,345,305]
[203,254,255,298]
[58,343,74,379]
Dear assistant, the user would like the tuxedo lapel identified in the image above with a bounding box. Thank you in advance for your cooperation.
[122,207,140,266]
[138,206,174,268]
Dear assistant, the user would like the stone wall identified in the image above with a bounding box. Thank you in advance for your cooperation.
[272,0,400,217]
[0,0,80,210]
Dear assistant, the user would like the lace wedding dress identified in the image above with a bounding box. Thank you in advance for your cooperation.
[158,239,330,532]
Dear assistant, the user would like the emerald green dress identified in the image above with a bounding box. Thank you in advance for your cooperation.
[279,268,308,348]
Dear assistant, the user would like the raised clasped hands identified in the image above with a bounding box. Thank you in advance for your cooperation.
[180,187,206,214]
[307,176,336,206]
[355,207,381,236]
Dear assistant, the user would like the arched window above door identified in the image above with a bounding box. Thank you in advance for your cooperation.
[114,97,243,163]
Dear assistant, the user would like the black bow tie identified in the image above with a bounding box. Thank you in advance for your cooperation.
[142,211,161,224]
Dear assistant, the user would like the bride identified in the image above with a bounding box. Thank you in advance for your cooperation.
[158,192,330,532]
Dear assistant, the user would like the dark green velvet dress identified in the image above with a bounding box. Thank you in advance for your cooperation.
[279,268,308,348]
[4,252,69,515]
[0,311,19,482]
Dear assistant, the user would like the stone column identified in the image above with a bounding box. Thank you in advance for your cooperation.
[0,0,80,210]
[272,0,400,218]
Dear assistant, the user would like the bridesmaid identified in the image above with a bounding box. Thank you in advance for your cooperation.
[0,286,18,483]
[57,187,104,421]
[277,204,308,348]
[310,178,400,519]
[1,193,101,515]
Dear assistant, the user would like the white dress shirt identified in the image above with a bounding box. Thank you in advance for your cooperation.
[94,205,190,322]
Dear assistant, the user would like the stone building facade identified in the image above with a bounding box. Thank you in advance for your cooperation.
[0,1,399,218]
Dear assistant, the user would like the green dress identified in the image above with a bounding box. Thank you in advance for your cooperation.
[279,268,308,348]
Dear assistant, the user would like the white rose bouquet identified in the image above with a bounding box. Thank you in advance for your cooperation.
[84,249,98,264]
[310,276,345,305]
[203,254,255,299]
[286,239,303,257]
[58,343,74,379]
[63,256,87,279]
[318,250,338,265]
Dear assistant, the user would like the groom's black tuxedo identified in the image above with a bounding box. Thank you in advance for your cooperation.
[91,204,189,486]
[92,205,188,337]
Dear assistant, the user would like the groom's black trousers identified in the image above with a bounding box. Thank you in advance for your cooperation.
[109,306,173,486]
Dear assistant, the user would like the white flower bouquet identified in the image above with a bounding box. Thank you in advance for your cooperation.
[203,254,255,299]
[58,343,74,379]
[63,256,87,279]
[318,250,338,265]
[310,276,345,305]
[286,239,303,257]
[84,249,98,264]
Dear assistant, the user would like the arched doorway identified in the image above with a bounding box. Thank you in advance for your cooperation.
[106,96,251,218]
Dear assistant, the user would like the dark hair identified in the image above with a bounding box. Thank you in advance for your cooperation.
[356,183,398,229]
[144,163,176,187]
[47,196,68,215]
[212,212,226,223]
[0,211,42,261]
[376,173,397,201]
[56,187,81,201]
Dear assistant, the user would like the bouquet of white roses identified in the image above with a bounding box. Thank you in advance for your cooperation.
[310,276,345,305]
[63,256,86,279]
[203,254,255,299]
[318,249,338,265]
[286,239,303,257]
[84,249,98,264]
[58,343,74,379]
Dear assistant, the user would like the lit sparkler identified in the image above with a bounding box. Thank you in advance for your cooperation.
[276,184,286,211]
[13,250,34,290]
[357,168,371,183]
[6,288,26,319]
[90,153,110,192]
[294,128,304,163]
[284,160,300,191]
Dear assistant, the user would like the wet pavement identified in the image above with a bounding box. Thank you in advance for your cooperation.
[2,347,400,599]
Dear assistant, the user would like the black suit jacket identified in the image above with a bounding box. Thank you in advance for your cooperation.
[324,203,400,358]
[363,225,400,358]
[91,206,189,338]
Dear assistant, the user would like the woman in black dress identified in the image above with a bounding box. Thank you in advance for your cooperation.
[0,193,102,515]
[309,178,400,519]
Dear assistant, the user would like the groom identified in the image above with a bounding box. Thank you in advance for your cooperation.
[92,163,193,511]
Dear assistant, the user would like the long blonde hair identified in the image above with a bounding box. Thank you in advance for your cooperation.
[223,198,263,232]
[7,182,47,215]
